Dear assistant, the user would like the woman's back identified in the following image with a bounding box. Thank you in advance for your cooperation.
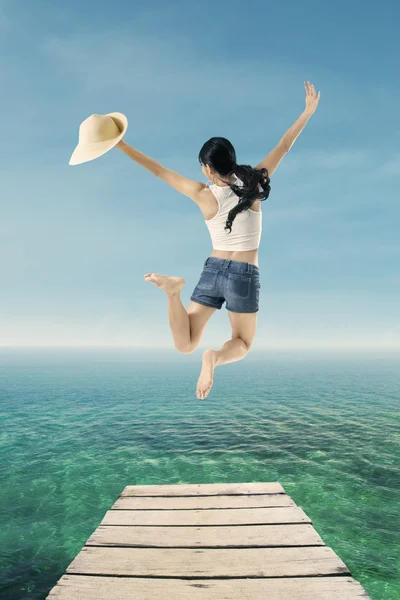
[203,175,262,263]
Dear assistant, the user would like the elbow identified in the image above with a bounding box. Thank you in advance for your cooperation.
[279,138,290,153]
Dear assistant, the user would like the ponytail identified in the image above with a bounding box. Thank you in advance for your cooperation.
[223,164,271,234]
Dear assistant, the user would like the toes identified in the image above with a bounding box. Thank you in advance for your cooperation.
[196,387,210,400]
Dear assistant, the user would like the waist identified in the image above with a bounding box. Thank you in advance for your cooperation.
[210,248,259,268]
[204,256,260,273]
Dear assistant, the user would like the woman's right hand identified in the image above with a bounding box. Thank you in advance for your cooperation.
[304,81,321,114]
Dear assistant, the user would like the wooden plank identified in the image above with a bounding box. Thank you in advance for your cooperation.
[46,480,372,600]
[66,546,349,578]
[87,523,324,547]
[47,575,372,599]
[121,482,285,496]
[101,506,310,526]
[112,493,294,510]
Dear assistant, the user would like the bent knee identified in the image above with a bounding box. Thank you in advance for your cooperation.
[236,336,252,353]
[175,341,198,354]
[177,347,194,355]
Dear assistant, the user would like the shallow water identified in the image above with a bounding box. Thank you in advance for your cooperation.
[0,349,399,599]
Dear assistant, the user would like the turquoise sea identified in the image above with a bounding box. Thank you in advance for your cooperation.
[0,348,399,599]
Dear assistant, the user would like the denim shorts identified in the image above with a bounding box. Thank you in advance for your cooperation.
[190,257,261,313]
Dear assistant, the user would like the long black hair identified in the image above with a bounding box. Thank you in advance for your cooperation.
[198,137,271,233]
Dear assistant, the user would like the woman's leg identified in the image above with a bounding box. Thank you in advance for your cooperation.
[196,311,258,399]
[144,273,216,353]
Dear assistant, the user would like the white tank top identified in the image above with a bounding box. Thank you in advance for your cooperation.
[204,175,262,251]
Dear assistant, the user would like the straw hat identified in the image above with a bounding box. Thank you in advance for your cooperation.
[69,112,128,165]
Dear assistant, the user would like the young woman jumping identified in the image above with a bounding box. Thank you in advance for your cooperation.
[116,81,320,399]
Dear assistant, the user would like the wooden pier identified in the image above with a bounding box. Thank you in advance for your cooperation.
[47,482,371,599]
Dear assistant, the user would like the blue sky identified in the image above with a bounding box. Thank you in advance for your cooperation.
[0,0,399,350]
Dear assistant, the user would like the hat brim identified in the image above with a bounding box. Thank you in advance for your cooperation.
[69,112,128,166]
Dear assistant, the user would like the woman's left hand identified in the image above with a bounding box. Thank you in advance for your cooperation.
[304,81,321,114]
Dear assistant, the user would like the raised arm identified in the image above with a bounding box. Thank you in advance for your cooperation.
[115,140,163,176]
[255,81,320,174]
[115,140,206,203]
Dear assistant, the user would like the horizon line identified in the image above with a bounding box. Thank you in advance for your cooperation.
[1,345,400,352]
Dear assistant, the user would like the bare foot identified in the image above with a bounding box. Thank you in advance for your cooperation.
[196,349,217,400]
[144,273,185,296]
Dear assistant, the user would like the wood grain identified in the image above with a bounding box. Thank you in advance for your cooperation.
[101,506,310,526]
[66,546,350,578]
[87,523,324,547]
[112,493,294,510]
[120,482,285,496]
[47,575,372,599]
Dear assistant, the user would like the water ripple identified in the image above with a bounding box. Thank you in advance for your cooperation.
[0,351,399,599]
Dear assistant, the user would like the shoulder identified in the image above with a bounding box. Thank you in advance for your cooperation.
[192,182,213,205]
